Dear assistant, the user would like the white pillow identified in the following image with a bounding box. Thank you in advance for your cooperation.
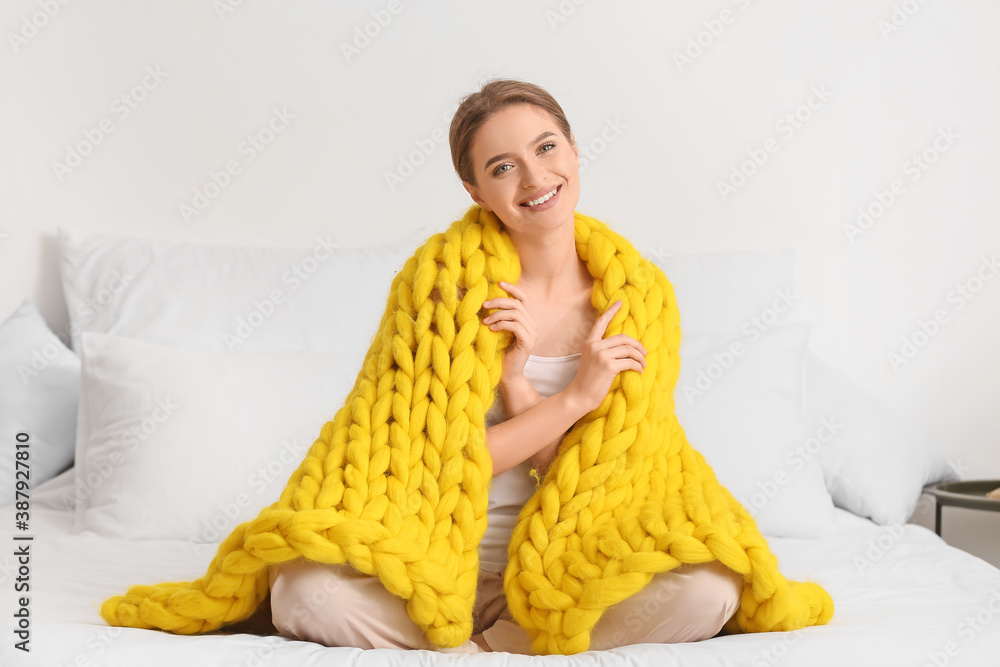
[0,299,79,503]
[675,322,837,538]
[57,226,420,356]
[801,351,960,525]
[70,331,362,541]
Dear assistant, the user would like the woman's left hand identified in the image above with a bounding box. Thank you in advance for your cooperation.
[482,281,538,381]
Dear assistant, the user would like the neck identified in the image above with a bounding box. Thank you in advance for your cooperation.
[505,216,591,302]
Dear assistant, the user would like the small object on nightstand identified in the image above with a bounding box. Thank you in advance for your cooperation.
[925,480,1000,536]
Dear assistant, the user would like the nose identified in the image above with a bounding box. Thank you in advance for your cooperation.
[520,160,543,191]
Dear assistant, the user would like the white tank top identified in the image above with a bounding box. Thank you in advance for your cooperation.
[479,352,581,573]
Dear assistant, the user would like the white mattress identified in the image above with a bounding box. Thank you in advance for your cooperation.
[3,467,1000,666]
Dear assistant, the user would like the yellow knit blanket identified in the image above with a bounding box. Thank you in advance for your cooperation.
[99,203,834,655]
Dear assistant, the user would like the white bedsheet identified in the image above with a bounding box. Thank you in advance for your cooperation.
[3,467,999,667]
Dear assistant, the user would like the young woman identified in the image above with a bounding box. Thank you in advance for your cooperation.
[266,79,744,655]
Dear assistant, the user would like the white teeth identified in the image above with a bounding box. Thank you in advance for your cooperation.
[524,186,558,207]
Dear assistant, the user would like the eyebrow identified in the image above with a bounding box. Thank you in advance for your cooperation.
[483,131,557,173]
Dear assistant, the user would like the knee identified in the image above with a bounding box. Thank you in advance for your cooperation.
[269,563,350,640]
[678,562,743,641]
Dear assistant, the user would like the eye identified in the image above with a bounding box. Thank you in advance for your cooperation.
[491,142,557,177]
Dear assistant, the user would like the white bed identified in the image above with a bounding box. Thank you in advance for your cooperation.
[3,466,1000,666]
[2,226,998,666]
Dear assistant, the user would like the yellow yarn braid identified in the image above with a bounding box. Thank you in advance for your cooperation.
[99,203,834,654]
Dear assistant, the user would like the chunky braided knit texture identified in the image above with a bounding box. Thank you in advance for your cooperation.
[98,204,834,654]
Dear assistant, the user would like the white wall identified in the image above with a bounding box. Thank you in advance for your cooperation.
[2,1,997,563]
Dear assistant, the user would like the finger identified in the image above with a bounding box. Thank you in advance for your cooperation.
[484,309,522,325]
[488,319,527,341]
[498,280,527,298]
[600,340,646,363]
[602,333,648,357]
[482,297,523,311]
[587,300,622,340]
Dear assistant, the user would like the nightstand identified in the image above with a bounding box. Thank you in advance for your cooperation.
[924,480,1000,536]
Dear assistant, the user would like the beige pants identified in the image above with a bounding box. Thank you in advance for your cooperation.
[268,557,743,654]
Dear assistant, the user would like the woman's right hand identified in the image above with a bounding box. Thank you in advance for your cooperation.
[565,300,647,415]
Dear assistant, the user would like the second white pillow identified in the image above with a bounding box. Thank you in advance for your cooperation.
[675,322,837,538]
[71,332,363,542]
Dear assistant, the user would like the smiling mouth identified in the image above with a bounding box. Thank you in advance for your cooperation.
[519,184,561,207]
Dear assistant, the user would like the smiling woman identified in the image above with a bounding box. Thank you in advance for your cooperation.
[263,79,747,655]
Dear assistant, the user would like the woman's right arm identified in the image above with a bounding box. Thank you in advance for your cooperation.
[484,385,587,477]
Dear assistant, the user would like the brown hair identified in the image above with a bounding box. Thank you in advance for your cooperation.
[449,78,574,187]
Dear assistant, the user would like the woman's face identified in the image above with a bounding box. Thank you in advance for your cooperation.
[462,104,580,235]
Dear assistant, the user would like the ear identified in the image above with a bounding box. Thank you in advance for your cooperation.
[570,133,579,162]
[462,180,491,212]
